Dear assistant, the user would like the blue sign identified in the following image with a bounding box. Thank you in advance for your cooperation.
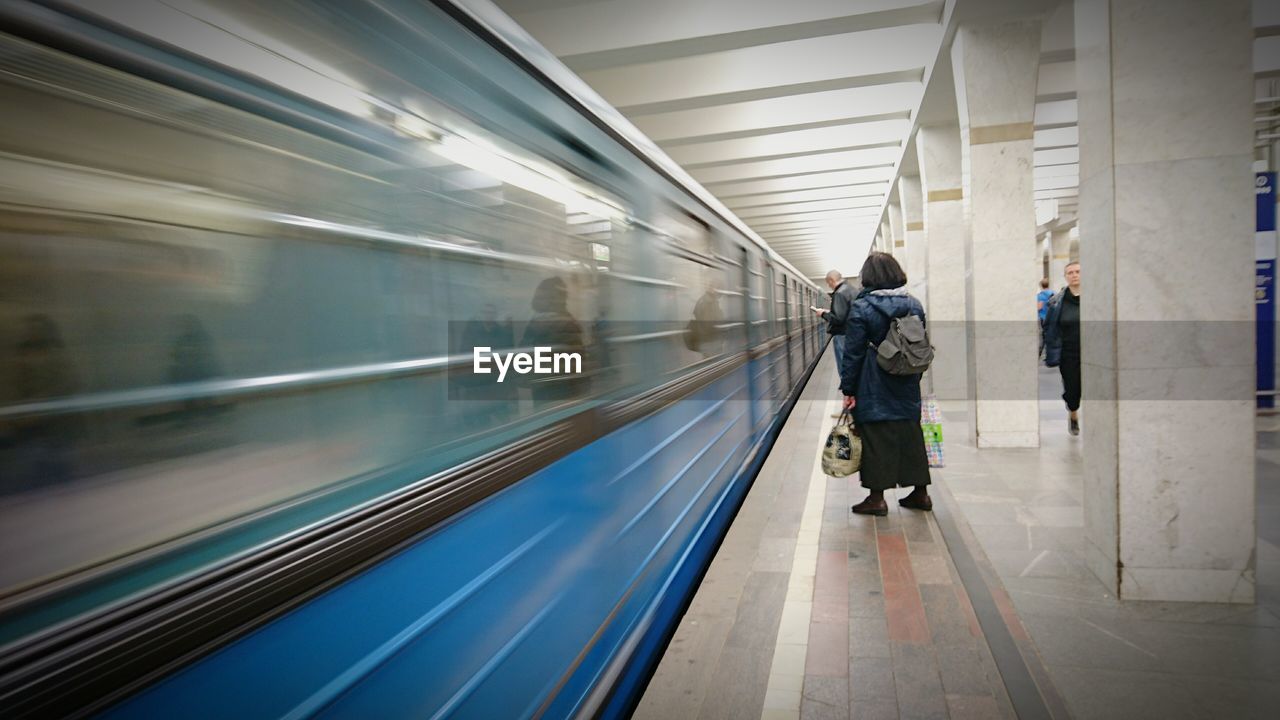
[1261,260,1276,409]
[1260,173,1277,232]
[1258,172,1276,408]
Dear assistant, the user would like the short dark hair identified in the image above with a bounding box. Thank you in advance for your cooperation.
[1040,278,1050,289]
[859,252,907,291]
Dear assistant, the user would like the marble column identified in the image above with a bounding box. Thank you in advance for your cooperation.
[900,176,928,305]
[878,219,892,255]
[887,200,905,263]
[1076,0,1255,602]
[917,124,970,401]
[1049,227,1072,290]
[952,19,1042,447]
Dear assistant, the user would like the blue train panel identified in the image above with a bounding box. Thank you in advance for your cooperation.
[101,356,801,719]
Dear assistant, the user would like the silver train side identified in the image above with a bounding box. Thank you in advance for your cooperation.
[0,1,827,716]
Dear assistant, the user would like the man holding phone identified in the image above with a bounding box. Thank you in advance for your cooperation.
[813,270,858,411]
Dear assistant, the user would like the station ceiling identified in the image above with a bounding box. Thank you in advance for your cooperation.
[492,0,944,278]
[495,0,1280,279]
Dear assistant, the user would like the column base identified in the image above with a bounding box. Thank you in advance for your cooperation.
[1083,538,1119,595]
[1119,566,1256,604]
[975,431,1039,448]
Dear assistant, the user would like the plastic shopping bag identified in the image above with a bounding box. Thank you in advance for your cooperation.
[921,392,945,468]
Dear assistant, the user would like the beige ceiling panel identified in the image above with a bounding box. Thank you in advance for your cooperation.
[502,0,938,59]
[1034,147,1080,166]
[724,183,890,209]
[754,215,880,230]
[766,227,876,237]
[1034,163,1080,179]
[492,0,946,274]
[1034,175,1079,191]
[764,231,876,244]
[746,207,883,226]
[1034,126,1079,148]
[736,197,882,219]
[691,147,900,185]
[1034,99,1078,127]
[757,223,879,238]
[578,24,943,109]
[631,83,923,143]
[1037,61,1077,99]
[711,168,896,197]
[666,119,909,166]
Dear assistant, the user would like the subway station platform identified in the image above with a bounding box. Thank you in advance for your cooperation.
[635,353,1280,720]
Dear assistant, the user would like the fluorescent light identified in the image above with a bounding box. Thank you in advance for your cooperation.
[69,0,382,120]
[433,134,625,221]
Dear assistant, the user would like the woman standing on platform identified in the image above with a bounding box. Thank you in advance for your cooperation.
[839,252,932,516]
[1043,261,1083,435]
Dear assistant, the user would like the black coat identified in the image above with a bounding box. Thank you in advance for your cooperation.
[825,280,858,335]
[1042,288,1078,368]
[839,288,926,423]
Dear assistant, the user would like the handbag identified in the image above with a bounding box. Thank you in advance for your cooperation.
[822,410,862,477]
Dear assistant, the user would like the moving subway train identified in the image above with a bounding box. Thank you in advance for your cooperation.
[0,0,826,716]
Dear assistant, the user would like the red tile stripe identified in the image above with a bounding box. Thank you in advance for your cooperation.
[807,551,849,676]
[877,531,931,644]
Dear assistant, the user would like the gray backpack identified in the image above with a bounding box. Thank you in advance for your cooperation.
[871,305,933,375]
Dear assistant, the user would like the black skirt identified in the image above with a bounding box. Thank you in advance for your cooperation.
[857,419,931,491]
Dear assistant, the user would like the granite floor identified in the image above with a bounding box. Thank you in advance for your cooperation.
[634,356,1280,720]
[943,368,1280,720]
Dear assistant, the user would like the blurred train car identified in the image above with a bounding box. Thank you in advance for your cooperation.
[0,0,827,717]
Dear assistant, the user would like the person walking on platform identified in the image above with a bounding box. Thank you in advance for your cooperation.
[1043,261,1082,435]
[839,253,932,516]
[1037,278,1054,359]
[814,269,857,416]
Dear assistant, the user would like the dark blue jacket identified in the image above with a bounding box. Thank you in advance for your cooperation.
[839,288,925,423]
[1042,288,1068,368]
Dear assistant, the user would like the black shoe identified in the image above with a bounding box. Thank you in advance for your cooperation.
[851,497,888,516]
[899,493,933,512]
[1068,416,1079,436]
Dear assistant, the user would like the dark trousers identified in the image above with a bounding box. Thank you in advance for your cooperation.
[1059,353,1081,412]
[858,419,931,491]
[832,334,846,383]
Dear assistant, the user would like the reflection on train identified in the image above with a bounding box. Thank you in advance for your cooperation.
[0,0,826,717]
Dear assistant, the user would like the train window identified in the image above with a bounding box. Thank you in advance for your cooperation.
[728,244,750,349]
[627,208,730,382]
[712,242,746,352]
[763,263,775,340]
[775,275,789,338]
[745,254,767,346]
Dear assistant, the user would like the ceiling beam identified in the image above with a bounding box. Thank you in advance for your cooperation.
[611,69,925,116]
[553,1,945,72]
